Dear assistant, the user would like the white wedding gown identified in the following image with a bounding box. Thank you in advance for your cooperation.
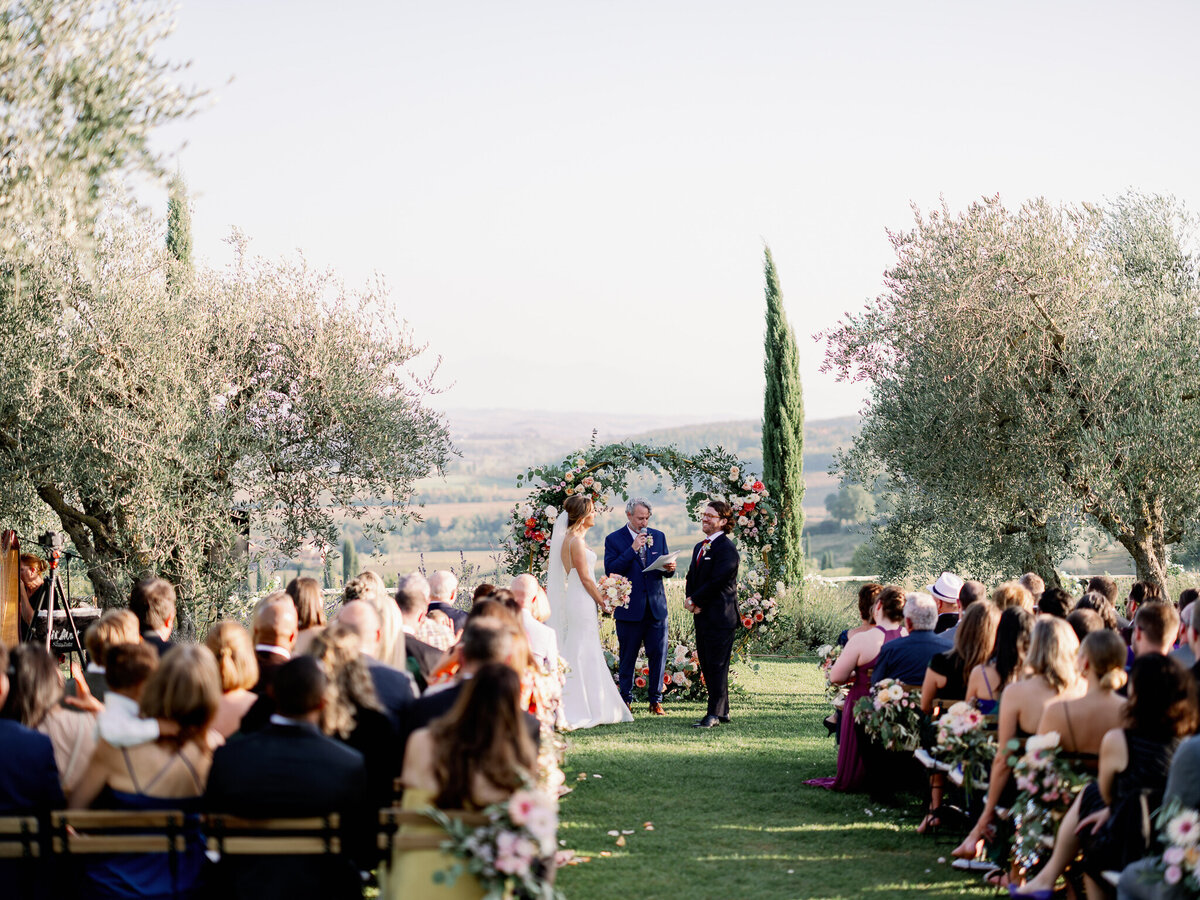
[546,515,633,730]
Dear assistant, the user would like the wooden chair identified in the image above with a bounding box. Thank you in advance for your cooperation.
[204,813,342,856]
[377,808,489,856]
[50,809,189,857]
[0,815,40,859]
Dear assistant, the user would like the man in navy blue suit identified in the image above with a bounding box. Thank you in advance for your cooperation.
[604,497,676,716]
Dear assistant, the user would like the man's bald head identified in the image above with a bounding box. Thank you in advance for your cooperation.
[509,574,539,610]
[253,593,298,651]
[337,600,382,658]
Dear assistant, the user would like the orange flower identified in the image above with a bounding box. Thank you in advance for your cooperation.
[741,616,754,628]
[635,677,646,688]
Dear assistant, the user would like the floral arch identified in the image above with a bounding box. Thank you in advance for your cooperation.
[501,438,784,653]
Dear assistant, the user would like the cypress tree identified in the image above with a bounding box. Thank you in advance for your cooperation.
[166,173,192,296]
[761,246,805,584]
[342,538,358,585]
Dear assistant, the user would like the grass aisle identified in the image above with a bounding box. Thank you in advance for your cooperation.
[555,657,992,900]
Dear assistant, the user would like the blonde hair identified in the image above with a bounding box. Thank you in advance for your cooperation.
[308,623,383,740]
[85,609,140,662]
[1081,629,1129,692]
[204,620,259,692]
[531,586,551,623]
[992,581,1034,612]
[139,645,221,746]
[1026,616,1080,692]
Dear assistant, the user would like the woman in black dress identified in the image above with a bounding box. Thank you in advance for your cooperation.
[1013,653,1199,899]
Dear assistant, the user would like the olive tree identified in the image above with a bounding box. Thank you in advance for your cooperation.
[823,193,1200,591]
[0,206,452,632]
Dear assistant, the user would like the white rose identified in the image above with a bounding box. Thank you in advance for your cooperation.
[1025,732,1061,754]
[887,684,904,701]
[730,466,739,478]
[545,505,556,518]
[738,515,748,525]
[672,671,687,685]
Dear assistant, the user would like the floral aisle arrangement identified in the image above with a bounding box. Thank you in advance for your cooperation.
[933,702,995,794]
[428,786,564,900]
[853,678,924,751]
[602,642,707,702]
[1146,798,1200,893]
[596,574,632,614]
[1008,732,1089,878]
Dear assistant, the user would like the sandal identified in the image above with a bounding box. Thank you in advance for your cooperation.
[916,811,942,835]
[983,868,1012,888]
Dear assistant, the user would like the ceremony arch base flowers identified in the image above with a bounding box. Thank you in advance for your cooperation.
[502,437,783,662]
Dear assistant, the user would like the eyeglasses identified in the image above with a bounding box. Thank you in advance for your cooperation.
[701,513,725,521]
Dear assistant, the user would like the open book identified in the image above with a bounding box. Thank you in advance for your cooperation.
[642,550,684,574]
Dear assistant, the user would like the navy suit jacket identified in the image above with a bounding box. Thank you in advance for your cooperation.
[604,526,671,622]
[684,533,740,630]
[0,719,64,814]
[871,630,952,687]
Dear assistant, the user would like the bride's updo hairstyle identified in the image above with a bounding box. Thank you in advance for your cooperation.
[1080,628,1128,692]
[565,494,593,528]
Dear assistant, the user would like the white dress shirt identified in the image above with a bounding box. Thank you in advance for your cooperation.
[97,691,160,748]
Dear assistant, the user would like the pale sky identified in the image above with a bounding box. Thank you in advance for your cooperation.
[151,0,1200,422]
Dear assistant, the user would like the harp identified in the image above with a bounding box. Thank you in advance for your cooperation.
[0,530,19,645]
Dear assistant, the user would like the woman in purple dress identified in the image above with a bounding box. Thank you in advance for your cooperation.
[825,586,907,792]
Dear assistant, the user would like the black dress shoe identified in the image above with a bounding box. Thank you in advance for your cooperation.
[717,715,731,724]
[691,715,720,728]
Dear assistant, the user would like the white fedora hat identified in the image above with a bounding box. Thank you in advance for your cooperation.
[927,572,964,603]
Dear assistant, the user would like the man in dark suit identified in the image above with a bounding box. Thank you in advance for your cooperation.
[206,656,367,898]
[685,500,740,728]
[395,573,443,690]
[336,599,418,728]
[0,643,65,899]
[251,593,298,695]
[398,618,539,759]
[427,570,468,636]
[128,576,177,657]
[604,497,676,716]
[872,593,951,686]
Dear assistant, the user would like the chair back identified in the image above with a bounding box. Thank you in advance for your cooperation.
[0,815,39,859]
[50,809,189,856]
[204,814,341,856]
[377,807,490,854]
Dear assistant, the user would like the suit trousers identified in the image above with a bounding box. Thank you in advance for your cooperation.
[694,620,736,718]
[615,608,668,703]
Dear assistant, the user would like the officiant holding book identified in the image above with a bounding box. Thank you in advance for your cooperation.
[604,498,676,716]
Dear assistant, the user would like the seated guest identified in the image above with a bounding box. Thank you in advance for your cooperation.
[204,621,260,738]
[1020,571,1045,606]
[427,569,467,636]
[992,580,1035,611]
[395,574,445,689]
[472,582,496,602]
[205,656,367,899]
[941,580,986,643]
[382,663,545,900]
[1015,654,1199,898]
[872,593,949,687]
[1075,589,1121,631]
[345,571,407,671]
[954,617,1083,861]
[1038,629,1128,754]
[1067,607,1104,643]
[1087,574,1123,623]
[307,624,399,844]
[287,576,327,657]
[837,583,882,647]
[927,572,964,635]
[1134,600,1181,658]
[399,618,539,759]
[128,576,177,657]
[1038,586,1073,619]
[400,571,454,651]
[70,645,222,900]
[1172,602,1197,669]
[335,600,417,726]
[96,643,165,748]
[83,609,140,701]
[965,606,1034,714]
[0,643,64,900]
[1,644,97,798]
[510,573,560,672]
[251,591,298,694]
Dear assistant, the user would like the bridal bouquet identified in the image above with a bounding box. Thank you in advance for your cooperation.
[596,574,631,614]
[933,702,994,795]
[853,678,924,751]
[428,786,564,900]
[1145,798,1200,893]
[1008,732,1089,877]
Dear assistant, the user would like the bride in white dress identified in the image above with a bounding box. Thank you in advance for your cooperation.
[546,495,634,729]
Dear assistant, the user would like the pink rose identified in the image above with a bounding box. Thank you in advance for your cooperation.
[1166,864,1183,885]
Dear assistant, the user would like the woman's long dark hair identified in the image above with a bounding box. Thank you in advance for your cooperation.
[431,663,536,809]
[0,645,61,728]
[994,606,1035,687]
[1125,654,1199,742]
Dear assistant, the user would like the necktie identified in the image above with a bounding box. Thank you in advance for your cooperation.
[637,538,646,565]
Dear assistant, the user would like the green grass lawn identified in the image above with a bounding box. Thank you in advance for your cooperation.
[555,657,993,900]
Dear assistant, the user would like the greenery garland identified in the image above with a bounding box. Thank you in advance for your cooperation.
[503,437,783,653]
